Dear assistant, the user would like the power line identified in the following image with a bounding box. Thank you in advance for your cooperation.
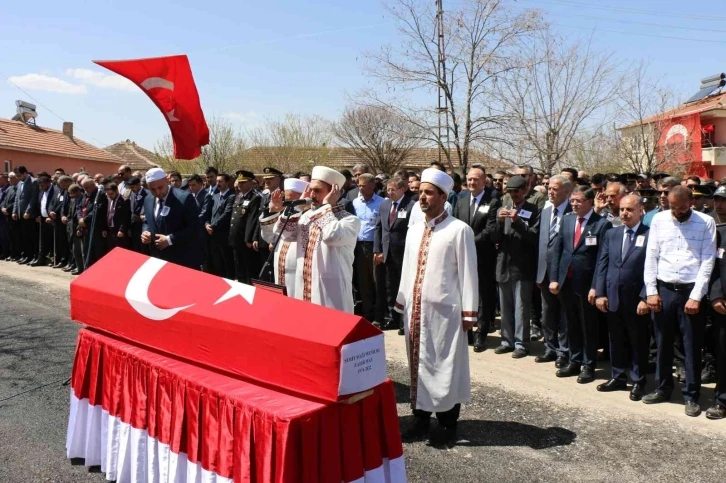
[554,23,726,45]
[522,0,726,22]
[526,11,726,34]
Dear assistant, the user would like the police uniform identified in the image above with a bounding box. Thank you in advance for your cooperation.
[229,171,261,284]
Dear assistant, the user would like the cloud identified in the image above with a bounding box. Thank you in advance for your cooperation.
[65,68,137,92]
[223,111,258,123]
[8,74,87,94]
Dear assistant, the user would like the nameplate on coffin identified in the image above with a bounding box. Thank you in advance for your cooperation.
[338,334,387,396]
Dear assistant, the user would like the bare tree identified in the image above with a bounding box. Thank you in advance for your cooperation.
[362,0,542,174]
[154,116,247,174]
[614,61,695,176]
[496,30,621,176]
[245,113,333,173]
[333,106,421,174]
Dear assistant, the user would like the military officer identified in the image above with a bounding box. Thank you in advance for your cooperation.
[229,170,262,284]
[254,167,283,281]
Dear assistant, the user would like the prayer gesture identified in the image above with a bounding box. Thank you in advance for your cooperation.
[323,184,341,206]
[269,189,284,213]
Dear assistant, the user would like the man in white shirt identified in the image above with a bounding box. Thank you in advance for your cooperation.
[643,185,716,417]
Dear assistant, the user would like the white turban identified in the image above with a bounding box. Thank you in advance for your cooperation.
[311,166,346,189]
[421,168,454,195]
[284,178,309,194]
[145,167,167,183]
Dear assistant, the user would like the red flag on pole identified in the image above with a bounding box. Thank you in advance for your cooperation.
[94,55,209,160]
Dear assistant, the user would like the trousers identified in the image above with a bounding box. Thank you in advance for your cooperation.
[413,403,461,429]
[498,279,533,350]
[541,274,568,357]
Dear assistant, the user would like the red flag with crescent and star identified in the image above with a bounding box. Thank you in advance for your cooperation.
[93,55,210,160]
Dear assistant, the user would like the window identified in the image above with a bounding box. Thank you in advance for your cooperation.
[3,160,11,173]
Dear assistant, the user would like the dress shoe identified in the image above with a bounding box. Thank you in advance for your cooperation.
[473,332,486,352]
[685,400,702,417]
[473,343,486,353]
[62,265,75,272]
[52,260,67,269]
[494,345,514,355]
[512,348,528,359]
[535,352,557,363]
[577,366,595,384]
[530,327,543,341]
[642,391,671,404]
[30,259,47,267]
[17,257,29,265]
[706,403,726,420]
[397,328,404,336]
[556,363,581,378]
[403,418,430,441]
[597,379,627,392]
[70,269,83,276]
[630,384,645,401]
[428,425,457,449]
[555,356,568,369]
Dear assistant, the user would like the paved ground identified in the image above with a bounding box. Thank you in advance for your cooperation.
[1,263,726,482]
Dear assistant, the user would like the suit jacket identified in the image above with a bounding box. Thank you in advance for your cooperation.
[536,202,573,284]
[550,211,612,294]
[193,189,211,222]
[709,224,726,302]
[49,187,68,218]
[142,187,202,268]
[453,187,499,272]
[594,223,649,313]
[491,200,541,283]
[229,190,261,247]
[129,188,148,226]
[76,188,108,236]
[13,177,39,218]
[209,190,235,238]
[38,185,56,219]
[66,197,79,237]
[107,196,131,234]
[374,194,416,261]
[1,185,16,216]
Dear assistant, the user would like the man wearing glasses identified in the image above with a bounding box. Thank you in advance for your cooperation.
[643,177,680,227]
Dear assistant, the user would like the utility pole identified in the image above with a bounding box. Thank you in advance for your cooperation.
[436,0,450,168]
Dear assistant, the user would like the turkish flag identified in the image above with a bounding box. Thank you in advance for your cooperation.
[94,55,209,160]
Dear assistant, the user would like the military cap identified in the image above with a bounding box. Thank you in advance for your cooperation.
[714,185,726,199]
[235,170,255,182]
[692,184,715,198]
[262,167,283,179]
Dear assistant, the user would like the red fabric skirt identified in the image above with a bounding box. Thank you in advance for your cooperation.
[66,328,406,483]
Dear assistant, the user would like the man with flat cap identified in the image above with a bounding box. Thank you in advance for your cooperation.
[395,168,478,448]
[260,177,310,298]
[274,166,360,312]
[254,166,283,281]
[141,167,202,269]
[229,170,262,283]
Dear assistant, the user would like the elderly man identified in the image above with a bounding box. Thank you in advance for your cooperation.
[643,186,716,417]
[395,168,478,448]
[274,166,360,312]
[260,177,311,298]
[104,183,131,252]
[117,165,132,194]
[77,177,108,268]
[599,182,626,226]
[49,175,72,268]
[141,167,202,269]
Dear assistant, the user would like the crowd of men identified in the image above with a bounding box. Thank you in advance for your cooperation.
[2,160,726,447]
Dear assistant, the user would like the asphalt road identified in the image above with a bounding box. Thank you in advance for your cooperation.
[1,265,726,482]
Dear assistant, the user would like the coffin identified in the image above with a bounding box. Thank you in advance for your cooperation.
[70,248,387,402]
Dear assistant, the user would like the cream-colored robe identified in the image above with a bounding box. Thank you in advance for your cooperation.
[395,210,478,412]
[259,211,300,299]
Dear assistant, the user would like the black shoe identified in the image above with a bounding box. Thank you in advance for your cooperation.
[428,425,457,449]
[530,328,543,341]
[556,363,581,378]
[30,259,47,267]
[597,379,627,392]
[52,260,67,269]
[535,352,557,363]
[706,403,726,420]
[555,356,568,369]
[642,391,671,404]
[494,345,514,355]
[685,400,702,417]
[70,269,83,276]
[512,348,528,359]
[473,344,486,353]
[403,418,430,441]
[17,257,29,265]
[630,383,646,401]
[397,328,404,336]
[62,265,75,272]
[473,332,486,352]
[577,366,595,384]
[372,321,382,329]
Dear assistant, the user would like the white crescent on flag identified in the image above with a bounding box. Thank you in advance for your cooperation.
[125,257,194,321]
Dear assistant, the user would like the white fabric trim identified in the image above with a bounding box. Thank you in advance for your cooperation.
[347,457,407,483]
[67,392,233,483]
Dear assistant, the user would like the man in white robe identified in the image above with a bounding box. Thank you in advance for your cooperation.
[274,166,360,312]
[395,168,478,448]
[259,178,310,299]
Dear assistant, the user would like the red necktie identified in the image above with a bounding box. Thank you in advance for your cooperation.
[389,201,398,225]
[568,217,586,279]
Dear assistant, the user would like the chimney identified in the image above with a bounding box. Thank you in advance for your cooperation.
[62,121,74,140]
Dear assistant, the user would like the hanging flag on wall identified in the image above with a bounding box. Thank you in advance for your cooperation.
[94,55,209,160]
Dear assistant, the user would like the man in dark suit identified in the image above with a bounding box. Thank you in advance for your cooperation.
[206,173,235,278]
[12,166,40,264]
[491,175,541,358]
[594,194,650,400]
[452,163,499,352]
[374,176,416,333]
[48,175,72,268]
[62,184,82,273]
[0,174,12,259]
[34,175,56,266]
[254,167,283,282]
[127,177,149,255]
[535,175,573,367]
[550,186,612,383]
[141,168,202,270]
[187,174,209,217]
[228,171,261,283]
[77,177,108,268]
[104,183,131,252]
[707,219,726,419]
[1,172,19,261]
